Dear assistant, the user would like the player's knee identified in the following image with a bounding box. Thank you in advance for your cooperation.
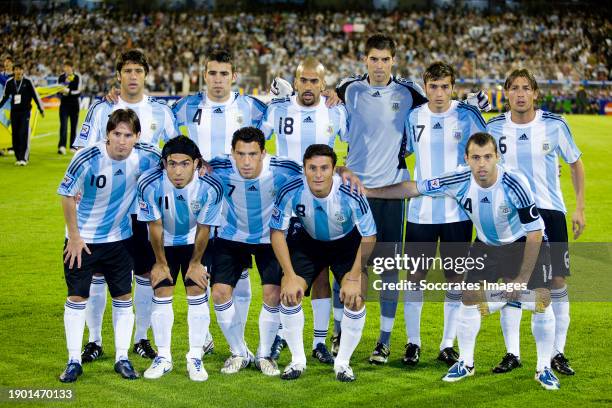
[461,290,479,306]
[212,284,232,304]
[262,284,280,306]
[155,286,174,298]
[185,285,204,297]
[113,293,132,301]
[551,276,566,289]
[68,295,88,303]
[93,273,103,277]
[311,271,331,299]
[139,272,151,280]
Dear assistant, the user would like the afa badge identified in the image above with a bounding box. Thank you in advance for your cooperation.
[391,102,400,112]
[139,200,150,214]
[190,200,201,213]
[335,211,347,224]
[453,128,462,141]
[427,178,440,191]
[79,124,90,140]
[60,174,75,190]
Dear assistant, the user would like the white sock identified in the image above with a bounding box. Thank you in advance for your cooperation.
[277,323,284,339]
[500,306,522,358]
[403,289,423,347]
[440,290,461,350]
[333,306,343,334]
[457,304,481,367]
[85,276,106,346]
[214,299,246,357]
[133,276,153,343]
[485,290,506,313]
[112,298,135,362]
[551,285,570,355]
[335,306,366,369]
[312,298,331,349]
[65,299,87,363]
[258,303,280,358]
[279,303,306,366]
[233,269,252,341]
[151,296,173,360]
[531,305,555,372]
[187,293,209,359]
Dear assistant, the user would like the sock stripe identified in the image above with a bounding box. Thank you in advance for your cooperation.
[263,303,279,313]
[91,277,106,284]
[214,300,233,312]
[112,299,133,308]
[135,276,151,286]
[279,304,302,315]
[187,295,208,305]
[240,271,250,279]
[445,292,463,301]
[344,308,366,320]
[550,290,568,299]
[65,300,87,310]
[313,330,328,336]
[152,297,173,305]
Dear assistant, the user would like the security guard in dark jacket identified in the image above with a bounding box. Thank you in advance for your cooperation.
[57,61,80,154]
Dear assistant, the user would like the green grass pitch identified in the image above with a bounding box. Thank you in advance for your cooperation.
[0,112,610,407]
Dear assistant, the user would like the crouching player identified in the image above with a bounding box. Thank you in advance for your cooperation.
[270,144,376,382]
[137,136,223,381]
[58,109,161,382]
[367,133,560,390]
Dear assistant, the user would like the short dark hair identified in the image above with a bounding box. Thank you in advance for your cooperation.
[63,60,73,67]
[231,127,265,151]
[465,132,497,156]
[365,34,396,57]
[504,69,538,92]
[106,108,141,135]
[303,144,337,167]
[4,55,13,62]
[12,60,23,69]
[205,49,235,73]
[161,136,202,168]
[423,61,456,86]
[116,49,150,75]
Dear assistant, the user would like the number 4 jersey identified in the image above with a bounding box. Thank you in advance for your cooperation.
[57,142,161,243]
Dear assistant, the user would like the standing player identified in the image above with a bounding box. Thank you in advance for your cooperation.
[367,133,560,390]
[260,57,348,363]
[487,69,585,376]
[0,60,44,166]
[401,62,485,367]
[76,49,176,365]
[335,33,428,364]
[173,49,268,352]
[57,109,160,382]
[270,144,376,381]
[57,60,81,154]
[137,136,223,381]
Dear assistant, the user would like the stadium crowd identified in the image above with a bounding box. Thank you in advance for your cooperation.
[0,8,610,96]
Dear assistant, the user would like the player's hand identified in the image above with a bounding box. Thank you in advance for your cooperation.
[280,274,304,306]
[150,262,172,288]
[198,161,213,176]
[105,86,120,104]
[269,77,293,98]
[337,166,364,195]
[185,262,209,290]
[503,286,522,302]
[572,208,586,240]
[322,89,341,107]
[340,276,362,309]
[466,90,491,112]
[63,237,91,269]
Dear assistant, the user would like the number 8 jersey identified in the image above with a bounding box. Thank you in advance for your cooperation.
[57,141,161,244]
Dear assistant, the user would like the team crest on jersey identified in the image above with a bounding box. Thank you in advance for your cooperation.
[79,124,90,140]
[498,204,511,216]
[272,207,281,222]
[190,200,201,213]
[453,129,462,141]
[139,200,150,214]
[327,125,334,136]
[335,211,347,224]
[427,178,440,191]
[236,115,244,125]
[60,174,75,190]
[150,121,157,131]
[542,141,551,152]
[391,101,400,112]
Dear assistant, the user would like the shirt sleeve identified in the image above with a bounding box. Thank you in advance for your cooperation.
[196,175,223,226]
[416,167,471,200]
[555,116,582,164]
[171,96,188,127]
[259,104,275,140]
[137,178,162,222]
[57,149,92,196]
[269,177,301,231]
[162,105,179,142]
[348,192,377,236]
[75,102,104,147]
[503,170,545,233]
[248,96,267,127]
[336,104,349,142]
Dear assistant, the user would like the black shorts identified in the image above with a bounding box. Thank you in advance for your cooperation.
[405,220,473,277]
[367,198,405,263]
[129,214,155,276]
[287,225,363,294]
[539,209,570,277]
[466,237,552,290]
[154,244,211,289]
[210,238,281,287]
[64,239,133,298]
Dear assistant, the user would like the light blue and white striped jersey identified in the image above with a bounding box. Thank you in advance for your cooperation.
[136,168,223,246]
[259,95,348,161]
[270,174,377,240]
[486,110,582,213]
[336,74,428,188]
[57,141,161,244]
[172,91,267,160]
[417,164,544,246]
[210,155,302,244]
[407,100,486,224]
[75,95,177,148]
